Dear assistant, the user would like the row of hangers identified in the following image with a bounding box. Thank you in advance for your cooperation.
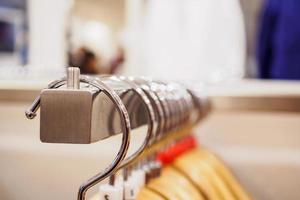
[137,136,252,200]
[90,135,252,200]
[25,67,251,200]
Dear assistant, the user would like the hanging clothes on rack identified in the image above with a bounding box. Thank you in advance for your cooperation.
[257,0,300,79]
[136,136,252,200]
[25,67,252,200]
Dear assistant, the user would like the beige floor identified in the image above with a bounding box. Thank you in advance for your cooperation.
[0,102,300,200]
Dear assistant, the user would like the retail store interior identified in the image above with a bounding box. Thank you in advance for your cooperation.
[1,0,300,200]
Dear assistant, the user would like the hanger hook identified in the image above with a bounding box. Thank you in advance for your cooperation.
[25,78,67,119]
[25,73,159,199]
[25,75,131,200]
[134,78,166,140]
[113,76,156,169]
[77,77,131,200]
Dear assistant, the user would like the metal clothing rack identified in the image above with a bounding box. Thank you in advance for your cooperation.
[25,67,210,200]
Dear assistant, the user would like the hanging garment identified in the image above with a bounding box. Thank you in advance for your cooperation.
[257,0,300,79]
[136,187,166,200]
[174,152,235,200]
[146,166,205,200]
[136,148,252,200]
[191,149,252,200]
[126,0,246,82]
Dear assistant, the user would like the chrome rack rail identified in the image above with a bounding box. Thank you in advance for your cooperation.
[25,67,210,200]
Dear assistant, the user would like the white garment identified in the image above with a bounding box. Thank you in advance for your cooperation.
[125,0,246,82]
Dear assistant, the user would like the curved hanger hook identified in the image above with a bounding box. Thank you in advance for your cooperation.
[133,78,166,143]
[25,76,131,200]
[77,77,131,200]
[152,82,172,135]
[186,89,211,124]
[146,81,170,138]
[114,76,156,169]
[160,81,181,131]
[25,77,67,119]
[96,75,157,169]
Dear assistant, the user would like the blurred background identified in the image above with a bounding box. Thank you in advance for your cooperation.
[1,0,299,81]
[1,0,300,199]
[0,0,260,81]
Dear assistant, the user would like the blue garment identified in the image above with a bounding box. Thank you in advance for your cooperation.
[257,0,300,79]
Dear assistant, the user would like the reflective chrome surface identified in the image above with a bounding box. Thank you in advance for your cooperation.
[25,67,211,200]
